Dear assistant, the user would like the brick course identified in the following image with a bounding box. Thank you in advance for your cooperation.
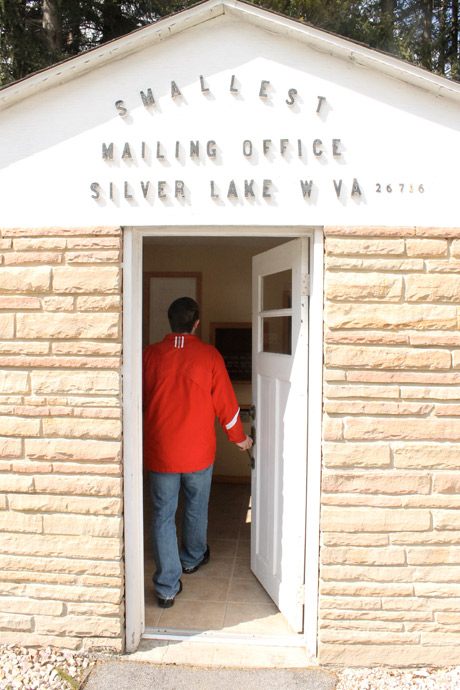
[0,226,123,652]
[320,226,460,665]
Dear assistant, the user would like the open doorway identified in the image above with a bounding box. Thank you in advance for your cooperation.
[141,235,299,637]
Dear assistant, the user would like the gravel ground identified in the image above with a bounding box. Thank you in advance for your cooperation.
[1,645,460,690]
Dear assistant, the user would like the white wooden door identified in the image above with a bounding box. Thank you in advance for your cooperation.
[251,238,309,633]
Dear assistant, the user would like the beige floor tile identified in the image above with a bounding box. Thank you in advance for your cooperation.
[208,518,242,540]
[207,539,238,558]
[145,604,163,627]
[228,576,272,604]
[158,600,226,630]
[181,577,230,602]
[238,521,251,541]
[182,557,234,579]
[232,557,252,579]
[223,602,291,635]
[236,540,251,558]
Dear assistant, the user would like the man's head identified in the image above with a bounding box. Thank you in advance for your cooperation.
[168,297,200,334]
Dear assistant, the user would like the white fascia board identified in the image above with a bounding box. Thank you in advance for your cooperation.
[1,0,460,112]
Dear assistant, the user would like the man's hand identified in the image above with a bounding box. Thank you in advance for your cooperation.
[235,434,253,451]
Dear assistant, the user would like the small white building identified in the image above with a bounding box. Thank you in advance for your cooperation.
[1,0,460,666]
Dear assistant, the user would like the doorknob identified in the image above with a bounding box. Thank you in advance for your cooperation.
[249,405,256,420]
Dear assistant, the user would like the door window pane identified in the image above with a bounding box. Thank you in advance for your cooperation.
[262,317,292,354]
[262,270,292,311]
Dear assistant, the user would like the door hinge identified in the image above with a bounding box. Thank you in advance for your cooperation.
[302,275,310,297]
[296,584,306,605]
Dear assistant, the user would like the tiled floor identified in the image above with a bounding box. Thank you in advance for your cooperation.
[143,480,297,636]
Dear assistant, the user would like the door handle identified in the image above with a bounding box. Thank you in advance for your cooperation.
[249,405,256,420]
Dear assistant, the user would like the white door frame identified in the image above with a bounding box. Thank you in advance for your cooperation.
[122,226,324,657]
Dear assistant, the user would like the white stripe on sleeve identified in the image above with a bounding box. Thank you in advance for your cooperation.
[225,409,240,431]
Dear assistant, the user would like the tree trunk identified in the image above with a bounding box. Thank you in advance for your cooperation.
[42,0,63,52]
[380,0,395,53]
[421,0,433,70]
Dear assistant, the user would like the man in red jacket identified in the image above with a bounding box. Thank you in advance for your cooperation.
[143,297,253,608]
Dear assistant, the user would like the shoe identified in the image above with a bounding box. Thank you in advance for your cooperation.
[182,546,210,574]
[157,580,182,609]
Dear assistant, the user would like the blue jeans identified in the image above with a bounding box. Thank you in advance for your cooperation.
[148,464,213,599]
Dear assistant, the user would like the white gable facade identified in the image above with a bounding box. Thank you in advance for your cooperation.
[1,0,460,665]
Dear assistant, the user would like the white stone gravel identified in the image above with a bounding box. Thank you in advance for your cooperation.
[0,645,95,690]
[336,666,460,690]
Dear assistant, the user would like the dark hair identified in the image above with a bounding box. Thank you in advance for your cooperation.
[167,297,199,334]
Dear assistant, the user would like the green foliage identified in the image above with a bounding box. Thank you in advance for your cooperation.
[0,0,459,86]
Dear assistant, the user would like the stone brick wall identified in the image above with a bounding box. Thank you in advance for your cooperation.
[0,226,124,652]
[319,226,460,666]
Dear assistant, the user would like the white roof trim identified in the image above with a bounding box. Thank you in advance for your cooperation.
[1,0,460,111]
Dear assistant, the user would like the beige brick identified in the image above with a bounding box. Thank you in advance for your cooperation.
[321,506,430,532]
[51,462,121,475]
[4,252,63,265]
[42,417,121,440]
[81,637,124,653]
[67,237,121,249]
[52,341,121,355]
[0,416,40,437]
[0,239,12,248]
[322,494,403,508]
[0,631,82,650]
[403,495,460,509]
[2,226,120,237]
[67,251,120,264]
[26,437,121,461]
[406,239,448,257]
[325,303,457,331]
[323,369,347,382]
[318,643,460,666]
[0,267,51,293]
[402,386,460,400]
[324,384,400,399]
[391,531,460,546]
[326,256,424,272]
[434,403,460,416]
[0,437,22,458]
[324,401,433,415]
[0,371,28,395]
[0,296,41,309]
[0,314,14,339]
[320,595,383,610]
[426,259,460,273]
[31,370,120,395]
[53,266,121,294]
[25,583,122,604]
[416,227,460,238]
[0,613,32,631]
[42,296,74,311]
[319,630,420,645]
[326,238,405,256]
[433,473,460,494]
[321,619,405,631]
[34,614,122,637]
[451,239,460,256]
[13,238,67,251]
[394,445,460,469]
[322,533,389,546]
[0,512,42,533]
[9,493,122,516]
[381,597,433,611]
[80,575,123,588]
[346,418,460,442]
[324,226,415,237]
[325,331,410,345]
[1,532,122,559]
[323,416,343,441]
[0,597,64,616]
[326,344,450,370]
[322,546,406,566]
[322,472,431,495]
[44,514,122,538]
[348,371,460,385]
[34,474,122,497]
[453,351,460,370]
[325,273,402,301]
[76,296,121,311]
[406,274,460,302]
[0,554,122,577]
[1,570,76,585]
[0,474,34,493]
[323,442,391,468]
[0,495,7,508]
[322,564,419,583]
[416,583,460,597]
[422,633,460,645]
[0,341,50,355]
[12,460,52,473]
[407,547,460,565]
[17,312,119,339]
[433,510,460,531]
[437,612,460,624]
[67,602,123,616]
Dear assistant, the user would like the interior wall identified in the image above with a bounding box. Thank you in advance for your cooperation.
[142,237,285,477]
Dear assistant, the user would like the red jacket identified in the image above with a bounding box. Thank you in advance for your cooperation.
[143,334,246,473]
